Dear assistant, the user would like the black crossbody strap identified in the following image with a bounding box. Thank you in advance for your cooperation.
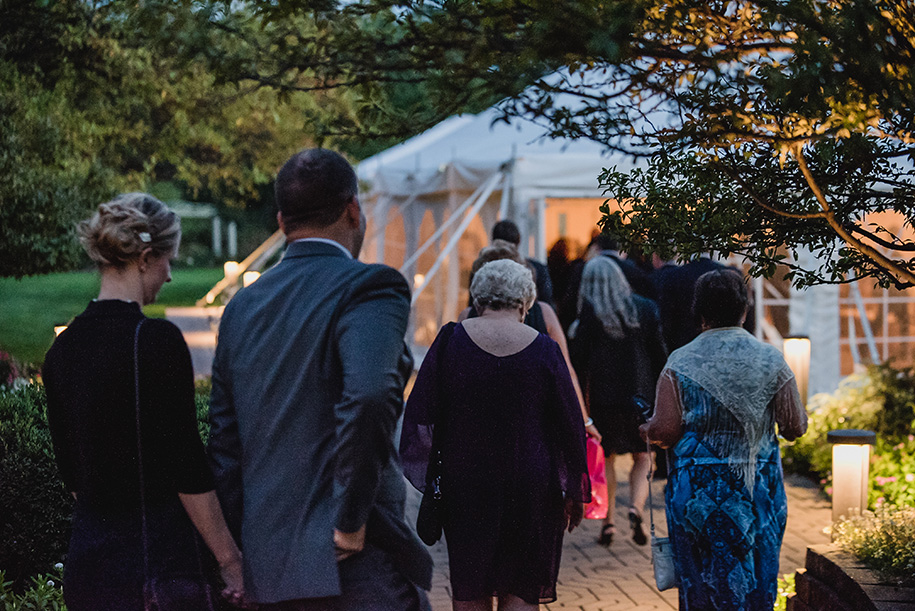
[133,319,153,607]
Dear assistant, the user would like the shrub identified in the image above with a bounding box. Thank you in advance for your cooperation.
[774,573,796,611]
[0,385,71,590]
[782,363,915,508]
[0,381,213,590]
[831,506,915,586]
[0,566,66,611]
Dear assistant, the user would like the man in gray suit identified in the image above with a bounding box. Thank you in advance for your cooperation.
[208,149,433,610]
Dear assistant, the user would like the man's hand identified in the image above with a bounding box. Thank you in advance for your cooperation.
[565,498,584,533]
[334,525,366,561]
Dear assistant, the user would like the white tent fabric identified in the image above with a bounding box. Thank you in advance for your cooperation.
[355,88,851,396]
[356,98,649,350]
[358,105,645,209]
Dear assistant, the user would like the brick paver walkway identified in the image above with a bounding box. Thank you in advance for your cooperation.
[412,454,831,610]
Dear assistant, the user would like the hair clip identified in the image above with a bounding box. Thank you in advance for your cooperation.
[138,232,152,243]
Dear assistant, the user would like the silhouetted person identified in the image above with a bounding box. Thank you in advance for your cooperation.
[491,219,553,304]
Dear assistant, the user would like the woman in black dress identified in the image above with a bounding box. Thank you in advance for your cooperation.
[569,255,667,547]
[43,193,244,610]
[402,259,590,611]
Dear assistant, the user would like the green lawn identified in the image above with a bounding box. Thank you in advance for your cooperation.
[0,268,223,365]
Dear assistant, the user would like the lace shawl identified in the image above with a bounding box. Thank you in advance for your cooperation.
[665,327,795,495]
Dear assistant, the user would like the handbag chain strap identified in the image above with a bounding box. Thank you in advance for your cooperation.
[133,319,154,607]
[427,323,456,489]
[646,438,657,539]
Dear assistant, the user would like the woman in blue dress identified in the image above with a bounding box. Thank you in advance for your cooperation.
[641,269,808,610]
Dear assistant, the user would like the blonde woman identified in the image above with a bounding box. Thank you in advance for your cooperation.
[43,193,243,610]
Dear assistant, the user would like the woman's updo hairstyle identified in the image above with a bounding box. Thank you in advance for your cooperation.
[77,193,180,267]
[471,259,536,314]
[693,268,749,329]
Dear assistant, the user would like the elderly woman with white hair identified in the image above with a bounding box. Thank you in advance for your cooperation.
[401,259,590,611]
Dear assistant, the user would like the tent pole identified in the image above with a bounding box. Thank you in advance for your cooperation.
[848,274,880,363]
[411,172,504,305]
[400,173,501,273]
[754,276,764,340]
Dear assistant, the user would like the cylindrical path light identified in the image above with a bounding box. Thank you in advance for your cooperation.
[827,429,876,524]
[783,335,811,407]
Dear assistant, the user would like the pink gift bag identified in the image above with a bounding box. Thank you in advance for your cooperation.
[584,437,608,520]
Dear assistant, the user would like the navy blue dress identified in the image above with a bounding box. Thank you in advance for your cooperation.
[402,324,589,605]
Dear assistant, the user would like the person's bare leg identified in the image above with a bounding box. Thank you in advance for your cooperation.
[598,453,618,544]
[628,451,651,545]
[496,594,537,611]
[604,453,618,524]
[453,598,492,611]
[629,451,651,513]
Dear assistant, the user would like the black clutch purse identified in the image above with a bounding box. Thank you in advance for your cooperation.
[416,447,444,545]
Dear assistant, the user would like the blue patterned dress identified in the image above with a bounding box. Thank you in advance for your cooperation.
[665,374,788,611]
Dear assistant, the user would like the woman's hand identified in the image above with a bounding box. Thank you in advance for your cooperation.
[585,422,602,442]
[639,422,651,443]
[565,498,584,532]
[219,553,246,607]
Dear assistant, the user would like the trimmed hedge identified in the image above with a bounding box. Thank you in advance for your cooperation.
[0,381,212,591]
[0,385,71,589]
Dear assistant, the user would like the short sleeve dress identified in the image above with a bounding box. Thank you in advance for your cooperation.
[401,323,589,605]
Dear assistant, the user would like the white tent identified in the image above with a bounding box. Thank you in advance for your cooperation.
[357,101,657,349]
[355,102,858,393]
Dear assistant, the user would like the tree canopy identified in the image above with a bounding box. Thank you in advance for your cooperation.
[7,0,915,286]
[181,0,915,288]
[1,0,330,277]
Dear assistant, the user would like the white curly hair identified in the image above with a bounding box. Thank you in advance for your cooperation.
[470,259,536,313]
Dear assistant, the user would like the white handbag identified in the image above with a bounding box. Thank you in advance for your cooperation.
[647,441,679,591]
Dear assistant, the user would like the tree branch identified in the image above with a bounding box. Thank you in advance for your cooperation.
[792,143,915,285]
[846,224,915,252]
[716,163,827,219]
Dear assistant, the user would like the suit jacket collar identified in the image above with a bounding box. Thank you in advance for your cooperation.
[283,239,353,260]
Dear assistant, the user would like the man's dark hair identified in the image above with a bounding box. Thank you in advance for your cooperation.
[593,233,620,252]
[492,220,521,245]
[693,268,749,329]
[275,149,358,229]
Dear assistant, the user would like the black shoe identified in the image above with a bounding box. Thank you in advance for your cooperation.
[597,523,615,546]
[629,509,647,546]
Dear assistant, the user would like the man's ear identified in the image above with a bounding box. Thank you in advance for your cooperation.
[344,197,361,226]
[277,211,286,233]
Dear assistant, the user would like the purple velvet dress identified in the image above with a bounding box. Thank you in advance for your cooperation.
[401,323,589,605]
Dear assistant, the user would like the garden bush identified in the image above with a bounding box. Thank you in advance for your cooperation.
[832,506,915,586]
[0,381,213,591]
[0,566,65,611]
[0,385,71,590]
[782,363,915,508]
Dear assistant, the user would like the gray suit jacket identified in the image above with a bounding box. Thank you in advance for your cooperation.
[208,240,432,603]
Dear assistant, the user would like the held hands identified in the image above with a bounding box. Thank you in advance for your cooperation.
[564,498,584,533]
[334,525,366,561]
